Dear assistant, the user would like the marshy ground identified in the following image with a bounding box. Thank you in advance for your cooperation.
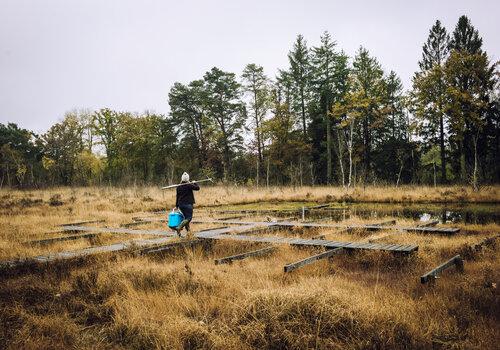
[0,186,499,349]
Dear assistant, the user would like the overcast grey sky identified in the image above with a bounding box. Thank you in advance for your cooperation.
[1,0,499,133]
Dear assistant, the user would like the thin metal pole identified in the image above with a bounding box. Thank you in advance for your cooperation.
[161,178,212,190]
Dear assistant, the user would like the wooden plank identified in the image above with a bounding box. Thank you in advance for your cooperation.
[378,243,398,250]
[61,225,176,236]
[215,246,276,265]
[420,255,464,284]
[284,248,343,273]
[140,239,205,254]
[24,233,99,246]
[394,244,411,251]
[359,243,377,250]
[58,219,105,226]
[120,221,148,227]
[216,215,246,220]
[307,204,332,210]
[417,220,439,227]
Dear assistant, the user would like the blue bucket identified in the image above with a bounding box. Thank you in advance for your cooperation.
[168,211,183,229]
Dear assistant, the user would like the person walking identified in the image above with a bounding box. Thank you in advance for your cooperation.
[175,172,200,237]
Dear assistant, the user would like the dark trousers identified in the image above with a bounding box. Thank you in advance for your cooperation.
[178,204,193,222]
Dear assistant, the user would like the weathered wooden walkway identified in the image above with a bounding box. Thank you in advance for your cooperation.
[188,219,459,234]
[1,236,176,270]
[195,228,418,253]
[1,219,418,270]
[59,219,106,226]
[61,225,175,236]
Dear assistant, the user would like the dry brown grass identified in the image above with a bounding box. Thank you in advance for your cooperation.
[0,186,499,349]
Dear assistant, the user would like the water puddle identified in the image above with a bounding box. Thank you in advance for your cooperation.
[305,203,500,225]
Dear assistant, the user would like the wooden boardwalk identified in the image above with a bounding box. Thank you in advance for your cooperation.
[61,225,175,236]
[2,218,419,270]
[195,229,418,253]
[25,233,100,245]
[1,236,176,270]
[189,219,459,234]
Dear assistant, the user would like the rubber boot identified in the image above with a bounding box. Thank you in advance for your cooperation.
[174,227,182,237]
[185,223,193,239]
[177,219,189,236]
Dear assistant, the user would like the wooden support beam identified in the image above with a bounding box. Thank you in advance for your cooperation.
[307,204,332,210]
[284,248,343,273]
[420,255,464,284]
[215,246,276,265]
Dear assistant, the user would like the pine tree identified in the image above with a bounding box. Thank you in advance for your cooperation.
[288,35,311,139]
[384,71,405,141]
[413,20,450,182]
[351,47,385,181]
[311,31,349,184]
[444,50,496,186]
[419,20,449,71]
[449,15,483,54]
[445,15,495,186]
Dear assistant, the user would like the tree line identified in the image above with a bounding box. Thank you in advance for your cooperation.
[1,15,498,188]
